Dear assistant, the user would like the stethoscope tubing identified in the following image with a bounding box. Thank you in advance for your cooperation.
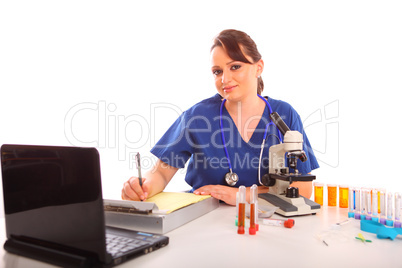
[219,94,282,182]
[219,99,233,172]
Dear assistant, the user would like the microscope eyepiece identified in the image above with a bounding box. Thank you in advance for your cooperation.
[269,112,290,135]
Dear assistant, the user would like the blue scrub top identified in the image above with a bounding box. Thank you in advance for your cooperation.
[151,94,319,190]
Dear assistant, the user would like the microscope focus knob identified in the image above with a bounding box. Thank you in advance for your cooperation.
[286,187,299,198]
[261,174,276,187]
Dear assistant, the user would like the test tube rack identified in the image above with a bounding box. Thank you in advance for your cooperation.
[348,189,401,228]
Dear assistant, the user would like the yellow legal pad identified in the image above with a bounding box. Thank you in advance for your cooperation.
[146,192,211,214]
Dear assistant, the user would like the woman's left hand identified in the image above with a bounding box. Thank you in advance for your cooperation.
[194,185,238,206]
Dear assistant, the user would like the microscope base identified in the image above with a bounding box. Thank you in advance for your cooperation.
[259,193,321,217]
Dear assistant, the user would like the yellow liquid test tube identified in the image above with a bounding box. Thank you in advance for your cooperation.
[378,189,382,214]
[339,185,349,208]
[314,182,324,205]
[327,184,337,206]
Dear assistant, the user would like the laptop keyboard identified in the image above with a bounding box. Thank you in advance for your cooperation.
[106,233,153,257]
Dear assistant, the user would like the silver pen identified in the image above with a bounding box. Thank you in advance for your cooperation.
[135,152,143,187]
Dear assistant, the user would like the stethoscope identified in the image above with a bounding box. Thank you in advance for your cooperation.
[219,94,282,186]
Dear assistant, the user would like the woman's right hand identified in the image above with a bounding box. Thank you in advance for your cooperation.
[121,159,179,201]
[121,177,149,201]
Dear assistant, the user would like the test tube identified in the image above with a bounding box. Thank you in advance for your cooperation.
[235,191,239,226]
[249,184,257,235]
[364,189,372,220]
[254,185,259,231]
[395,192,401,228]
[361,189,367,220]
[237,186,246,234]
[348,187,355,218]
[379,190,386,225]
[262,218,295,228]
[372,189,378,222]
[386,192,393,226]
[354,188,361,220]
[378,189,382,214]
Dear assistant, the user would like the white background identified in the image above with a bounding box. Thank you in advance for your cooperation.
[1,0,401,216]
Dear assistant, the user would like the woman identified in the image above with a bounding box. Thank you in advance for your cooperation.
[121,29,319,205]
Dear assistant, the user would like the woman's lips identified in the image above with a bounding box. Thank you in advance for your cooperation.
[223,85,236,92]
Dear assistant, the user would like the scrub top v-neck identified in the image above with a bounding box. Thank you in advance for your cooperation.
[150,94,319,190]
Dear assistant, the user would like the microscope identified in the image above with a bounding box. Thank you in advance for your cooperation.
[259,112,320,216]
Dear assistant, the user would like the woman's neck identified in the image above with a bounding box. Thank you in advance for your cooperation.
[225,94,264,118]
[224,94,266,143]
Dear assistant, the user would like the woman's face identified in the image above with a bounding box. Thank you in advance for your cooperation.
[211,46,263,102]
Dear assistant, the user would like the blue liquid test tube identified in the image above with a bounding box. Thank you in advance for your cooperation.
[379,190,386,225]
[348,187,355,218]
[365,189,372,220]
[386,192,393,227]
[372,189,379,222]
[354,188,361,220]
[395,192,401,228]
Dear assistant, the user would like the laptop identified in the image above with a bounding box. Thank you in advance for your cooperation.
[0,144,169,267]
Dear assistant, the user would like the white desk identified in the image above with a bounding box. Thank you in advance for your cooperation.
[1,205,401,268]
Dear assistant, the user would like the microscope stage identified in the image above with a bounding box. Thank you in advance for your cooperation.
[259,193,321,217]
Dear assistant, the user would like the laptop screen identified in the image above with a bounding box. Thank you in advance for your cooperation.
[1,144,109,263]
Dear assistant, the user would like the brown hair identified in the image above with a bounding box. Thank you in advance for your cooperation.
[211,29,264,94]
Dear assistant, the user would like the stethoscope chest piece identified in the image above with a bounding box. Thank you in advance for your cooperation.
[225,171,239,186]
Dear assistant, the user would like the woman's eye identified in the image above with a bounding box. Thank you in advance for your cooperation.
[212,69,222,76]
[230,65,241,70]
